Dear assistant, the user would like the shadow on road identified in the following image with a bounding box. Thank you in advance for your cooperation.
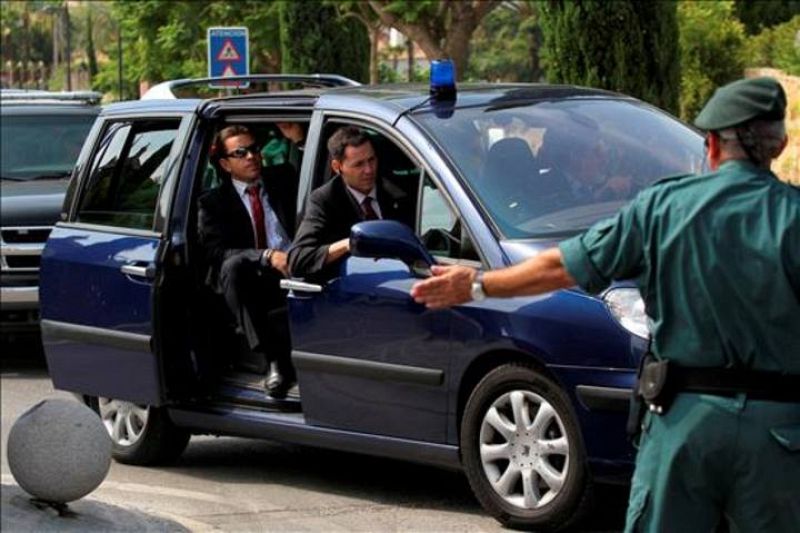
[1,484,188,532]
[170,437,629,531]
[1,335,47,373]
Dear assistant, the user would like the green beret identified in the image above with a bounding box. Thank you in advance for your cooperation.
[694,77,786,131]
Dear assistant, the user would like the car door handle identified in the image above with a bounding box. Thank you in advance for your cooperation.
[121,264,155,280]
[280,279,323,293]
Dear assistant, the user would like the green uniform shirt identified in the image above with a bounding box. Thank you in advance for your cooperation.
[559,160,800,372]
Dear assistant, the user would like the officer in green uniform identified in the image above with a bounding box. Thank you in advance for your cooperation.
[410,76,799,532]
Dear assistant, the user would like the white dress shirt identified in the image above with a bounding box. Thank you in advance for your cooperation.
[231,178,291,251]
[345,185,383,220]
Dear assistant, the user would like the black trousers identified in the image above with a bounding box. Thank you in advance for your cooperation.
[218,254,293,377]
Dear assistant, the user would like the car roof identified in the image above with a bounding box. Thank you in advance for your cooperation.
[315,83,633,125]
[101,98,202,116]
[1,90,102,116]
[98,82,634,122]
[1,102,101,116]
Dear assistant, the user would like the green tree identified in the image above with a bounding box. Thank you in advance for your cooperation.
[279,0,369,83]
[734,0,800,34]
[678,1,746,121]
[743,15,800,75]
[366,0,502,81]
[539,1,680,114]
[93,1,283,99]
[1,1,54,87]
[468,1,541,82]
[332,1,386,84]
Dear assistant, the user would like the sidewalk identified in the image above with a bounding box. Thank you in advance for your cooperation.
[1,482,188,533]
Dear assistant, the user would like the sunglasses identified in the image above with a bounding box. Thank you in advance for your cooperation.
[225,143,261,159]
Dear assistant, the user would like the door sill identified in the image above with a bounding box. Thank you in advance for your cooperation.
[214,370,302,413]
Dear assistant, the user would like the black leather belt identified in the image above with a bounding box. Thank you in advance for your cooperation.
[671,366,800,402]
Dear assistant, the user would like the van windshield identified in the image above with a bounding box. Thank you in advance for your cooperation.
[413,97,707,239]
[1,114,96,180]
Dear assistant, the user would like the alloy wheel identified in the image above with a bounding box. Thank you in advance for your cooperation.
[97,397,150,447]
[479,390,569,509]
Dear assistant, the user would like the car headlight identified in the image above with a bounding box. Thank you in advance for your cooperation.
[603,288,650,339]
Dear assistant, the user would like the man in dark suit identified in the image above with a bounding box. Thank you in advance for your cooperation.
[288,126,415,281]
[197,125,298,398]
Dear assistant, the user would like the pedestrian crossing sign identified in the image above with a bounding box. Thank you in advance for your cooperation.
[207,27,249,87]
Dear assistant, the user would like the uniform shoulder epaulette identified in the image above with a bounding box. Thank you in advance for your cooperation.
[652,172,695,186]
[650,174,697,187]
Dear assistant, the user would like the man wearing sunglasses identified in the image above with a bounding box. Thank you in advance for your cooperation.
[198,124,299,399]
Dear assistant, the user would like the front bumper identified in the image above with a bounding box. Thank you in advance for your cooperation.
[1,287,40,332]
[1,286,39,308]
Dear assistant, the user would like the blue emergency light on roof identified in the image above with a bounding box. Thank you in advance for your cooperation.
[430,59,456,101]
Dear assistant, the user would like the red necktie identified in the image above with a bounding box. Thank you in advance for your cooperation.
[246,186,267,249]
[362,197,379,220]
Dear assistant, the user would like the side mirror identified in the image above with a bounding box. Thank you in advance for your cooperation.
[350,220,435,276]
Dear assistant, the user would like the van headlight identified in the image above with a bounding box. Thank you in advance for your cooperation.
[603,288,650,339]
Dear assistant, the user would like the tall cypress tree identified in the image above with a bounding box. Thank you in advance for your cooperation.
[279,0,369,83]
[539,0,680,114]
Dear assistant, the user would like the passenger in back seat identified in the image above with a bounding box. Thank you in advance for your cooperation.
[197,125,298,399]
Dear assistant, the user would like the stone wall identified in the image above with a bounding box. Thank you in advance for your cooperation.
[746,68,799,185]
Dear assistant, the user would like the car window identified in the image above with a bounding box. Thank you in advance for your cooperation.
[76,120,180,230]
[0,113,96,180]
[419,175,479,262]
[412,97,706,239]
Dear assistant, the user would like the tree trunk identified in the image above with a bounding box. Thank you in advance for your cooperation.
[406,39,414,81]
[86,10,98,80]
[369,26,379,84]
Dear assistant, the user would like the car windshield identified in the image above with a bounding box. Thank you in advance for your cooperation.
[413,96,707,239]
[1,114,96,180]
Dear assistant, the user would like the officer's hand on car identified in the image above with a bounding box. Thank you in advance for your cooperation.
[411,264,477,309]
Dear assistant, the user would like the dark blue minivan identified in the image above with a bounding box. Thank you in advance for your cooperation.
[40,75,705,530]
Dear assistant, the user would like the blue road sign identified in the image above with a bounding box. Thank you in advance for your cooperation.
[207,27,249,87]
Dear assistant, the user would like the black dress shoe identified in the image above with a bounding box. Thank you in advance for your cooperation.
[266,362,295,399]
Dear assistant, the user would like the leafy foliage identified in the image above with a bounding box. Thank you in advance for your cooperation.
[366,0,502,81]
[733,0,800,35]
[539,0,680,114]
[93,1,282,99]
[279,0,369,83]
[467,2,541,82]
[678,1,746,121]
[1,1,54,85]
[742,15,800,75]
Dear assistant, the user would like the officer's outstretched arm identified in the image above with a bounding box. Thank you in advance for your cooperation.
[411,248,575,309]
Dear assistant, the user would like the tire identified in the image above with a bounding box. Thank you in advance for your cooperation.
[460,363,592,531]
[86,396,190,466]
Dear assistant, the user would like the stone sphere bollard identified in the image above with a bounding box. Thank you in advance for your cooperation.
[7,398,112,504]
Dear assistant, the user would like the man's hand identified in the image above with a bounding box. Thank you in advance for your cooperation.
[324,238,350,265]
[410,264,477,309]
[269,250,290,277]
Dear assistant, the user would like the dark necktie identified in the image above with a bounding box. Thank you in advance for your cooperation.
[361,196,379,221]
[246,186,267,248]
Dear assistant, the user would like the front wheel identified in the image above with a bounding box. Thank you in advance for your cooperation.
[86,397,190,466]
[461,363,592,531]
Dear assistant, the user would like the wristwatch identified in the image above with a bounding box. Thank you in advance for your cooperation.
[470,271,486,301]
[262,248,274,266]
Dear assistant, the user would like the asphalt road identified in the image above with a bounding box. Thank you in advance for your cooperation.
[1,337,629,532]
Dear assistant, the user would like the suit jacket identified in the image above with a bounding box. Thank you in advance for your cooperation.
[288,175,414,281]
[197,163,298,291]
